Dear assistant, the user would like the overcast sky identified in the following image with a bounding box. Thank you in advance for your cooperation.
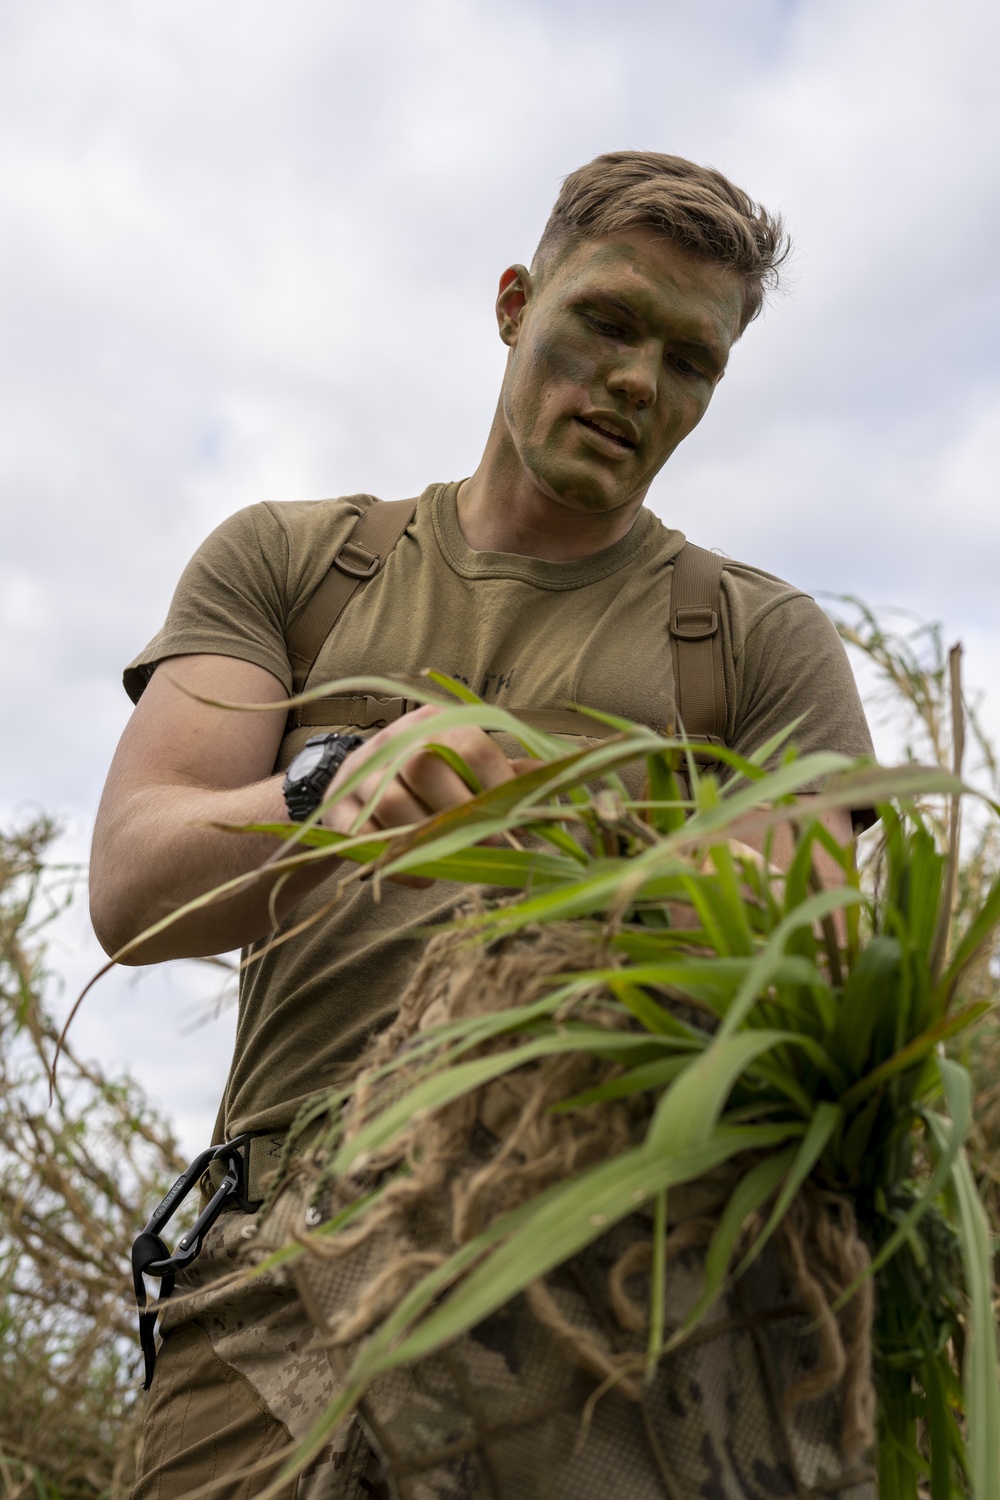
[2,0,997,1155]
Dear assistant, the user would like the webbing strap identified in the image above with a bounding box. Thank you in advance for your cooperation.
[290,695,620,739]
[289,694,422,732]
[501,709,619,739]
[284,506,727,752]
[669,543,727,748]
[286,496,419,698]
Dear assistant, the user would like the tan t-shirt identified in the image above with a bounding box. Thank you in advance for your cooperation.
[125,481,873,1137]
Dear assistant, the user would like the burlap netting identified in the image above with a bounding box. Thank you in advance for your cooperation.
[276,922,878,1500]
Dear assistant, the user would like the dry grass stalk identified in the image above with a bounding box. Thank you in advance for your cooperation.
[0,820,183,1499]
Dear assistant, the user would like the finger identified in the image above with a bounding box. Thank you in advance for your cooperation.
[318,798,433,889]
[360,774,435,831]
[401,729,518,810]
[320,782,431,838]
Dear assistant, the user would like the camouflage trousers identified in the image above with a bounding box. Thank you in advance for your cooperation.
[134,1178,878,1500]
[132,1204,382,1500]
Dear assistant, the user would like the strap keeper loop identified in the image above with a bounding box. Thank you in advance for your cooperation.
[671,605,719,641]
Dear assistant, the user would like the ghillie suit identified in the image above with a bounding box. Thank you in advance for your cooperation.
[267,921,878,1500]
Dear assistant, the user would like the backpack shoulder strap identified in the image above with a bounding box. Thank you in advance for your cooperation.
[669,542,727,747]
[286,496,418,698]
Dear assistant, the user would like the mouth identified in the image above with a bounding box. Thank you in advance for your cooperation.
[574,414,638,453]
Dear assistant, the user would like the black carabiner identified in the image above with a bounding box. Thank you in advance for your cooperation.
[131,1135,261,1389]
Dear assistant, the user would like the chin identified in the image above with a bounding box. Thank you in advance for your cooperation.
[525,460,620,513]
[546,473,634,515]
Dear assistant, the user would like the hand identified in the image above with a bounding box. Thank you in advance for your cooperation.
[319,705,524,884]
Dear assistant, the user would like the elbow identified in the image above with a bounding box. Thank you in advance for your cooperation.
[89,843,162,964]
[88,879,148,965]
[90,815,162,963]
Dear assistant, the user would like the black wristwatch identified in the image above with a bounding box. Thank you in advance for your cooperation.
[282,733,365,822]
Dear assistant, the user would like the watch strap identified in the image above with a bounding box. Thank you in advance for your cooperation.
[282,734,364,822]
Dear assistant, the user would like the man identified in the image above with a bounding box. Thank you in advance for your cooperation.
[91,152,873,1497]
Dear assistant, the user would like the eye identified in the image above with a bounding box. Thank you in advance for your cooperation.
[670,353,702,377]
[586,314,626,339]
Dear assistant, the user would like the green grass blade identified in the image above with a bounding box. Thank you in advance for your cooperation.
[645,752,688,834]
[839,1003,989,1109]
[940,1139,1000,1500]
[645,1030,800,1157]
[935,867,1000,1007]
[845,1057,971,1295]
[334,1027,696,1174]
[647,1189,667,1378]
[833,935,902,1075]
[421,742,484,793]
[423,669,486,705]
[607,976,701,1036]
[662,1148,796,1354]
[553,1053,696,1111]
[364,1122,803,1374]
[718,887,864,1037]
[922,1352,952,1500]
[731,1102,842,1281]
[705,840,756,956]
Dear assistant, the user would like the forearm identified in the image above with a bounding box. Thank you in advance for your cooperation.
[91,663,524,966]
[90,776,341,963]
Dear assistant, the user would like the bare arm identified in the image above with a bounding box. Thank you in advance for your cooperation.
[91,650,858,964]
[90,654,521,964]
[732,800,856,945]
[91,656,311,961]
[736,801,855,883]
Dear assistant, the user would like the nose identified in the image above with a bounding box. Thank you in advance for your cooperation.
[608,341,659,409]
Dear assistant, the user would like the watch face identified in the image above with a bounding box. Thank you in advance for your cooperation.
[291,744,327,779]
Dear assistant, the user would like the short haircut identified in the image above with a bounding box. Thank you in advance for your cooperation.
[533,151,790,334]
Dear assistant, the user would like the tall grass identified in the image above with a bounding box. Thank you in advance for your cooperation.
[238,668,999,1498]
[0,599,997,1498]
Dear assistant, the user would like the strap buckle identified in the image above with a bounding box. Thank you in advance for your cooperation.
[131,1135,260,1389]
[290,694,419,732]
[671,605,719,640]
[333,541,380,579]
[360,694,415,728]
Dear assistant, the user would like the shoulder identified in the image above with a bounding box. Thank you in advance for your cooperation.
[122,494,381,704]
[716,551,859,691]
[716,555,826,658]
[257,492,377,543]
[193,493,379,607]
[709,552,873,764]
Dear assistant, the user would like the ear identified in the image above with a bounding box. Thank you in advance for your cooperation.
[496,264,532,347]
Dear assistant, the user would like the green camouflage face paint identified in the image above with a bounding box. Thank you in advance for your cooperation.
[499,230,742,520]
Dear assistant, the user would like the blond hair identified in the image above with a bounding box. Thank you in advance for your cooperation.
[533,150,789,333]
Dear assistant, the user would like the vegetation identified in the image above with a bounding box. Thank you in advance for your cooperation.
[0,822,183,1498]
[1,601,997,1498]
[239,647,998,1497]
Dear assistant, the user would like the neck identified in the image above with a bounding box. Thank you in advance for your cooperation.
[456,402,646,562]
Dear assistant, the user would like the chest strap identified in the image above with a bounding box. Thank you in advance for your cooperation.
[290,694,620,738]
[286,495,419,699]
[669,542,727,750]
[284,499,727,750]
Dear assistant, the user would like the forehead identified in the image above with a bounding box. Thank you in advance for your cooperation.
[544,229,745,351]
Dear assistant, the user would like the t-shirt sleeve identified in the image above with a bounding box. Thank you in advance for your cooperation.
[726,587,875,804]
[123,503,294,704]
